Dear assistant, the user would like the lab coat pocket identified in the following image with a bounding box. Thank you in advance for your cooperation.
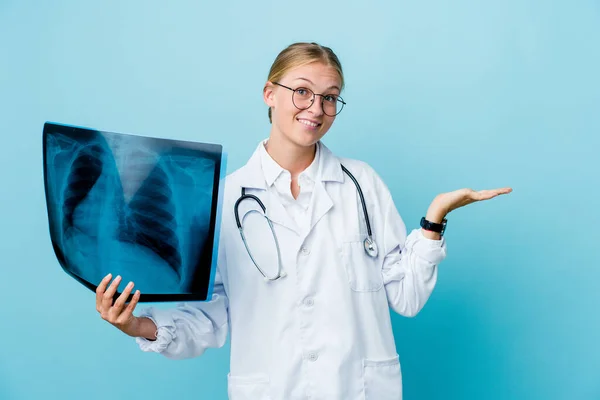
[341,235,384,292]
[363,355,402,400]
[227,373,272,400]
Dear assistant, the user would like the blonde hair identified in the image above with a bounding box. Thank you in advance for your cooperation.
[266,42,344,123]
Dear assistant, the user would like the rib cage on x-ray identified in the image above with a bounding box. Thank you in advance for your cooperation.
[61,144,104,232]
[43,122,223,300]
[118,163,183,278]
[60,139,185,282]
[45,129,219,295]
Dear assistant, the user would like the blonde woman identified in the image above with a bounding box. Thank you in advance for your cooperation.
[96,42,511,400]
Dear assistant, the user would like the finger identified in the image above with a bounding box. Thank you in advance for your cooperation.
[102,275,122,310]
[96,273,113,312]
[122,290,141,319]
[483,187,512,194]
[474,190,500,200]
[111,281,134,316]
[477,188,513,200]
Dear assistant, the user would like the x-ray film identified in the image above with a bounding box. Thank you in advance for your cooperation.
[42,122,226,302]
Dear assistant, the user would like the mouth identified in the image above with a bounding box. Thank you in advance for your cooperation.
[297,118,322,130]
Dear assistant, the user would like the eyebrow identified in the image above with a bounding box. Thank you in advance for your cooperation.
[294,77,340,92]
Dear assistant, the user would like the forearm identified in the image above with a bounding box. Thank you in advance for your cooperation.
[134,316,158,340]
[383,229,447,317]
[135,295,230,359]
[386,259,437,316]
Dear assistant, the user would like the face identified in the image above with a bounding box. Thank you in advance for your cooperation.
[264,62,342,148]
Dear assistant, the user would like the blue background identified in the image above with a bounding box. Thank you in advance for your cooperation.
[1,1,598,399]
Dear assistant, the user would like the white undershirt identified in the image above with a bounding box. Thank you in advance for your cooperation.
[259,141,321,236]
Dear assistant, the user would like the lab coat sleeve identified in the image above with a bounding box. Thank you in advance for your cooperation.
[134,265,229,360]
[381,191,447,317]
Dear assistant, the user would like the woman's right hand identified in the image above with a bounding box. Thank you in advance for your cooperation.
[96,273,144,337]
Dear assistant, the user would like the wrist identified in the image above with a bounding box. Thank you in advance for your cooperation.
[422,203,448,240]
[425,203,447,224]
[420,217,446,240]
[126,316,157,340]
[138,317,159,340]
[421,228,441,240]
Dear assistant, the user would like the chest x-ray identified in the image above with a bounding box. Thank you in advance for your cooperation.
[42,122,226,302]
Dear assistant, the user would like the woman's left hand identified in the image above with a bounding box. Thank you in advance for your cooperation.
[422,187,513,239]
[434,187,512,216]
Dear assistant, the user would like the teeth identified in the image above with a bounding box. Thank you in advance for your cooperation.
[299,119,318,128]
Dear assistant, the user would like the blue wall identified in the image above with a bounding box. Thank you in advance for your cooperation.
[1,1,598,399]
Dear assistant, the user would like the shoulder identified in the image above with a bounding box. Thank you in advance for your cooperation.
[221,166,246,203]
[335,155,390,196]
[224,165,245,187]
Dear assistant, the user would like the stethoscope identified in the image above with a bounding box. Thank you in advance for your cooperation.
[234,164,377,282]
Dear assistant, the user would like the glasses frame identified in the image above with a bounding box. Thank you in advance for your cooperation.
[272,82,346,116]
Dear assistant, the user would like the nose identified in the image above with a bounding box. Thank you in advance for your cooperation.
[307,95,324,116]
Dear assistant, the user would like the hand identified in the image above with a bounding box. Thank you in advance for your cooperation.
[422,187,512,239]
[431,187,513,219]
[96,273,142,337]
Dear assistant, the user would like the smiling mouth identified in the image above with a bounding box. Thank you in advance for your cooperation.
[297,118,321,128]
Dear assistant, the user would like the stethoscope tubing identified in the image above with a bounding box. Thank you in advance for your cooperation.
[234,164,377,281]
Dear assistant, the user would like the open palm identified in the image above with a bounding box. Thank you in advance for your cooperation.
[437,187,513,214]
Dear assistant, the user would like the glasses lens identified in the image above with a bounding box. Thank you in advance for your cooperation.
[292,88,314,110]
[322,95,343,116]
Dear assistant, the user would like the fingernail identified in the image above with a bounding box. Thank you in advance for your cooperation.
[105,273,112,279]
[127,281,133,288]
[116,275,121,281]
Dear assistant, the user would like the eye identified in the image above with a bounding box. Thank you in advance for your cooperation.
[296,88,308,96]
[324,94,338,103]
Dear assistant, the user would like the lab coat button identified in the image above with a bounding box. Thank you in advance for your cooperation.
[300,247,310,255]
[308,353,318,362]
[304,297,314,307]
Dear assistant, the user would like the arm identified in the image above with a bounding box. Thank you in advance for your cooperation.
[381,186,512,316]
[381,192,446,317]
[134,269,229,360]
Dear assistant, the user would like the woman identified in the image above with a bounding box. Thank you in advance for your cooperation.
[95,42,511,399]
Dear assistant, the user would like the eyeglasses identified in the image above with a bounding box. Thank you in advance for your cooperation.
[272,82,346,116]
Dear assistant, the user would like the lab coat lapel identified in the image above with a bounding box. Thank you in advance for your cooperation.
[265,191,298,233]
[306,142,344,235]
[308,180,333,234]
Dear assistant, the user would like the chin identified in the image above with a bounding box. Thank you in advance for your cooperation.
[291,131,322,147]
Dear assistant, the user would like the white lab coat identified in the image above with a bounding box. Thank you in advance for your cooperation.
[136,140,447,400]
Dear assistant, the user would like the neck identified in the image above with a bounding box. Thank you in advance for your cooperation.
[265,134,316,178]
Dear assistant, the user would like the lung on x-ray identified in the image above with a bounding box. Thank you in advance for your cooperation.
[42,122,226,302]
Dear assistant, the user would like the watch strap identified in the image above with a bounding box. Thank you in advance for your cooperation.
[420,217,447,236]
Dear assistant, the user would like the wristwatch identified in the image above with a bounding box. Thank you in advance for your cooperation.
[420,217,447,236]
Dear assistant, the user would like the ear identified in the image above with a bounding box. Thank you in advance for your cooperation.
[263,81,276,107]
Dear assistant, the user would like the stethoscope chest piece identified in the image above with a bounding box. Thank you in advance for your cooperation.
[364,236,378,258]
